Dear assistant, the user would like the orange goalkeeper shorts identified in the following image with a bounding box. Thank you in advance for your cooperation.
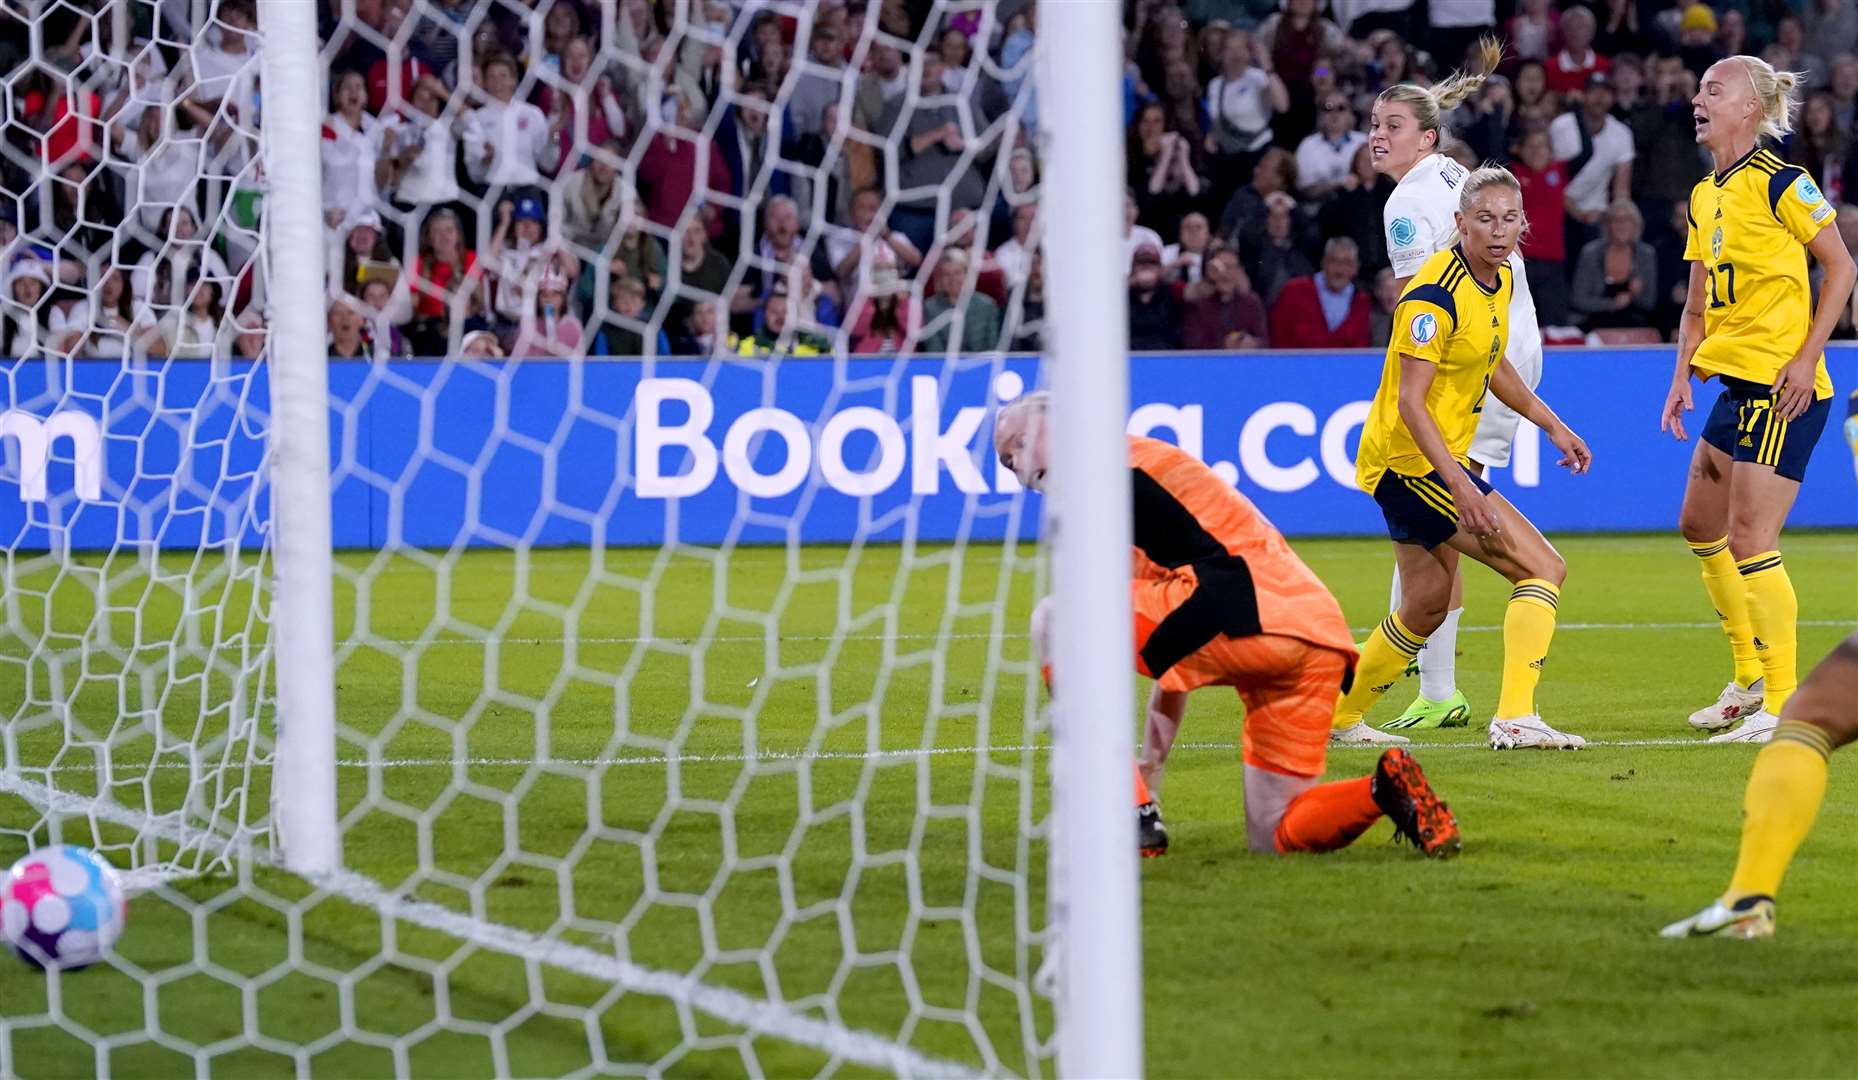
[1133,581,1346,778]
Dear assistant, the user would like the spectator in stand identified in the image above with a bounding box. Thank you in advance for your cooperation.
[1806,0,1858,62]
[1204,30,1286,197]
[1570,198,1657,331]
[1367,267,1399,348]
[1510,59,1559,136]
[379,74,463,219]
[3,260,51,357]
[1123,190,1166,271]
[1182,246,1267,350]
[328,295,374,359]
[849,41,909,190]
[460,329,505,359]
[181,0,259,109]
[331,209,400,298]
[1630,56,1703,229]
[464,53,562,191]
[670,299,726,357]
[1257,0,1345,139]
[1790,92,1846,201]
[1128,102,1205,237]
[537,38,626,178]
[1550,71,1634,274]
[1249,191,1316,304]
[1510,129,1572,325]
[1127,244,1182,351]
[826,186,924,307]
[511,266,584,357]
[1507,0,1558,64]
[846,264,915,354]
[1830,56,1858,139]
[406,207,482,355]
[1269,237,1369,349]
[161,272,222,359]
[1715,9,1748,63]
[1595,0,1649,58]
[135,207,233,313]
[893,52,985,252]
[557,139,628,261]
[113,102,208,241]
[1456,74,1516,164]
[1164,211,1212,286]
[919,250,1001,354]
[788,23,846,139]
[668,216,734,325]
[1675,4,1723,78]
[1651,197,1691,339]
[1608,53,1646,113]
[225,308,267,361]
[612,222,666,298]
[358,277,411,359]
[738,287,828,356]
[718,83,777,218]
[323,68,385,227]
[750,194,804,299]
[994,203,1039,289]
[1004,252,1046,353]
[1546,6,1609,96]
[635,90,728,231]
[1295,93,1368,202]
[1218,147,1307,259]
[78,269,149,359]
[487,195,553,327]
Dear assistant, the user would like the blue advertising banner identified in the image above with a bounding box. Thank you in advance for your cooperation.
[0,348,1853,550]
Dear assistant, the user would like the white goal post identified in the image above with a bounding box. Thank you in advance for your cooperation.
[0,0,1143,1074]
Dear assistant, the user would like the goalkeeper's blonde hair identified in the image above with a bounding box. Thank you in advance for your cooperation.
[1376,36,1503,151]
[1726,54,1805,142]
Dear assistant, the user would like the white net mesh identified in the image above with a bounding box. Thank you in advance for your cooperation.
[0,0,1059,1075]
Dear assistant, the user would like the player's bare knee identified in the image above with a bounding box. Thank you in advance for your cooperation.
[1677,505,1725,545]
[1725,513,1781,561]
[1527,548,1567,588]
[1398,597,1449,637]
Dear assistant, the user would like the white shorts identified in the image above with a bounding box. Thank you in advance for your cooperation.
[1467,337,1543,469]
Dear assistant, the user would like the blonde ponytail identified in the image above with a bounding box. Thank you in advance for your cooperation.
[1735,55,1805,141]
[1376,35,1505,148]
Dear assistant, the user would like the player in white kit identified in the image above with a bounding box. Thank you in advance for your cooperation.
[1330,38,1584,750]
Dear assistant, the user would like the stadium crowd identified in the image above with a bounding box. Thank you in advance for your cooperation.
[3,0,1858,359]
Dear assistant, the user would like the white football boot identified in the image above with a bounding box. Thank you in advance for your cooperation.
[1707,708,1779,744]
[1329,721,1409,746]
[1660,895,1775,939]
[1487,714,1585,750]
[1688,679,1764,732]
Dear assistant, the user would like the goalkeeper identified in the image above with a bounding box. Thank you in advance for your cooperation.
[997,393,1460,859]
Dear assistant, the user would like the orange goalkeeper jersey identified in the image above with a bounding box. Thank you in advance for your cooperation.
[1127,436,1357,681]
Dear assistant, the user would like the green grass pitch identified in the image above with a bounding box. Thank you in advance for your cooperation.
[2,531,1857,1077]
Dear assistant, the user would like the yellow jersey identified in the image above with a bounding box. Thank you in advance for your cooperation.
[1357,246,1512,494]
[1684,146,1835,399]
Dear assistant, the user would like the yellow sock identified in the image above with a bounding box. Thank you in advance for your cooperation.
[1725,721,1831,902]
[1738,551,1798,713]
[1689,537,1763,689]
[1331,614,1425,729]
[1496,579,1559,720]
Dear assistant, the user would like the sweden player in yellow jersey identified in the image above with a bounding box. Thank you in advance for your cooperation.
[1660,56,1856,745]
[1333,167,1595,751]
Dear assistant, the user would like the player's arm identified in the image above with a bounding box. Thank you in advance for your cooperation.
[1662,262,1708,441]
[1139,686,1188,793]
[1395,355,1501,536]
[1487,357,1592,475]
[1773,224,1857,420]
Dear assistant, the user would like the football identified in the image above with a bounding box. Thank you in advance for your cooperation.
[1,845,127,970]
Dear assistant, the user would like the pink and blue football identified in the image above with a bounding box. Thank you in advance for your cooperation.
[1,845,127,970]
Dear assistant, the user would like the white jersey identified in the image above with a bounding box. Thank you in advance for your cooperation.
[1383,153,1543,466]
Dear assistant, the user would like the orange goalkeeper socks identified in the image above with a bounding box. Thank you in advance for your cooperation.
[1133,761,1154,807]
[1273,777,1382,853]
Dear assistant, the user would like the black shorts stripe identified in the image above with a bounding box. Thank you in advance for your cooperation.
[1131,467,1263,679]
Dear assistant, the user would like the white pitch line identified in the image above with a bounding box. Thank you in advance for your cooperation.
[0,770,971,1079]
[17,735,1756,777]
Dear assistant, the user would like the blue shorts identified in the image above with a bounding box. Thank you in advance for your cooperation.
[1699,377,1831,483]
[1371,465,1493,550]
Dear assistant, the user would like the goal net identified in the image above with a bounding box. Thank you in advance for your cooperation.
[0,0,1136,1075]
